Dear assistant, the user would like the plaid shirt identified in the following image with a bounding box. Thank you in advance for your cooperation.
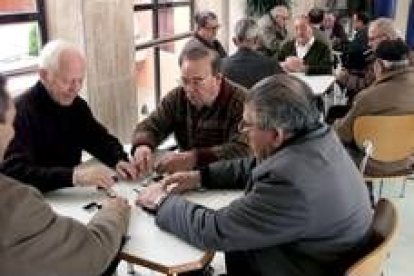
[132,78,250,166]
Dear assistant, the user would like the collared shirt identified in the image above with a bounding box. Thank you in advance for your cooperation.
[296,36,315,59]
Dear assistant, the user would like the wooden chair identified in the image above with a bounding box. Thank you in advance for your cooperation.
[353,114,414,198]
[345,198,400,276]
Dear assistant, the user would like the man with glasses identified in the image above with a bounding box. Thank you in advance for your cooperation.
[257,5,290,58]
[131,45,249,176]
[136,74,372,276]
[186,10,227,58]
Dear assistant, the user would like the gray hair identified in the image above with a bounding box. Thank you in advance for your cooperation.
[369,18,401,40]
[195,11,217,28]
[247,74,320,136]
[234,17,259,42]
[38,40,84,72]
[178,44,221,75]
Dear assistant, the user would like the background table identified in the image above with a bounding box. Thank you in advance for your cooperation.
[45,183,242,275]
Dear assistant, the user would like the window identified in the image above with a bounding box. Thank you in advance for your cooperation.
[134,0,193,120]
[0,0,47,96]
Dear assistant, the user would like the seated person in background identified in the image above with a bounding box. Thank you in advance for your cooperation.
[307,7,330,47]
[257,5,290,58]
[331,18,405,124]
[136,74,372,276]
[335,39,414,176]
[351,12,370,52]
[186,10,227,58]
[278,16,332,75]
[221,17,282,89]
[0,74,130,275]
[132,45,249,176]
[321,11,348,52]
[0,40,136,193]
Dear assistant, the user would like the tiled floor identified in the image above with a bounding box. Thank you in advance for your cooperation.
[117,180,414,276]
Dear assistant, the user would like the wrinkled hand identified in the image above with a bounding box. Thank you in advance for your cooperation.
[160,170,201,194]
[116,160,138,180]
[102,196,131,214]
[133,145,155,177]
[284,56,305,72]
[135,182,168,211]
[155,151,196,174]
[73,165,115,189]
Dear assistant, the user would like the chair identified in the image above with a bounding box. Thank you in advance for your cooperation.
[353,114,414,198]
[345,198,400,276]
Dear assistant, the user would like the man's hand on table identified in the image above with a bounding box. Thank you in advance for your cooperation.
[132,145,155,177]
[116,160,138,180]
[73,165,116,189]
[135,182,169,212]
[160,171,201,194]
[154,151,196,174]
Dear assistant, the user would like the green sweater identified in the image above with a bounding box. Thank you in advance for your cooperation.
[279,39,333,75]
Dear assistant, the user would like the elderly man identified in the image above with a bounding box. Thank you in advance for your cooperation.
[136,74,372,276]
[0,74,130,275]
[257,5,290,58]
[335,39,414,176]
[132,45,249,176]
[321,11,348,52]
[0,40,136,193]
[220,17,282,88]
[278,16,332,75]
[186,10,226,58]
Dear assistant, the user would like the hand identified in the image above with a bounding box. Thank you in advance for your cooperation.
[102,196,131,214]
[135,182,168,211]
[285,56,305,72]
[161,170,201,194]
[155,151,196,174]
[73,165,115,189]
[133,145,154,177]
[116,160,138,180]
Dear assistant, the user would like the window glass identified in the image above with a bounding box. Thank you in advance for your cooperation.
[0,0,37,13]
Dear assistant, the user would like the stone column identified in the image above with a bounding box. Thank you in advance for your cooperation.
[45,0,137,143]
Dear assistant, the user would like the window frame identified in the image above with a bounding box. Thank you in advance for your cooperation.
[134,0,194,104]
[0,0,48,77]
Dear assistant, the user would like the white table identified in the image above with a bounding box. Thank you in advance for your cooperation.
[290,73,335,96]
[45,183,242,275]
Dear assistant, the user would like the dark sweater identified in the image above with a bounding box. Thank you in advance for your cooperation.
[221,47,282,88]
[279,38,333,75]
[0,81,128,192]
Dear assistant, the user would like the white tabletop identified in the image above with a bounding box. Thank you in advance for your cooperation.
[290,73,335,96]
[45,183,242,274]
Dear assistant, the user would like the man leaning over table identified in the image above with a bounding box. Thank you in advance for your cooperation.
[0,40,137,193]
[136,74,372,276]
[131,44,250,176]
[0,73,130,275]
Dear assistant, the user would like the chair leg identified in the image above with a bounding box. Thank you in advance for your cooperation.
[378,179,384,200]
[400,177,407,198]
[366,181,375,208]
[127,263,135,275]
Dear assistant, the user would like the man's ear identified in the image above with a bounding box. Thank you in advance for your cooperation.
[38,68,48,82]
[270,128,285,149]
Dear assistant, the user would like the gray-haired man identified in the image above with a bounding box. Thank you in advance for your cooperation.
[221,17,282,88]
[136,74,372,276]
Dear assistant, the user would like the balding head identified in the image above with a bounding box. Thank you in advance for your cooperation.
[294,16,313,45]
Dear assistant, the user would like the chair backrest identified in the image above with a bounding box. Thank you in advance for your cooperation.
[353,115,414,162]
[345,198,400,276]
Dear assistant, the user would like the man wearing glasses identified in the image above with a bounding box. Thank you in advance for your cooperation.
[136,74,372,276]
[131,45,249,176]
[186,10,227,58]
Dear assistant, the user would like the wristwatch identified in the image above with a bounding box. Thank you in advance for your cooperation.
[154,191,169,209]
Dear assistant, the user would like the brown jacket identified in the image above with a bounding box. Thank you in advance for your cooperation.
[335,67,414,175]
[0,174,129,276]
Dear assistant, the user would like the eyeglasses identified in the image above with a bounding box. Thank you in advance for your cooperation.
[178,76,210,88]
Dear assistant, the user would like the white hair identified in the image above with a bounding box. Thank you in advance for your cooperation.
[38,40,84,72]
